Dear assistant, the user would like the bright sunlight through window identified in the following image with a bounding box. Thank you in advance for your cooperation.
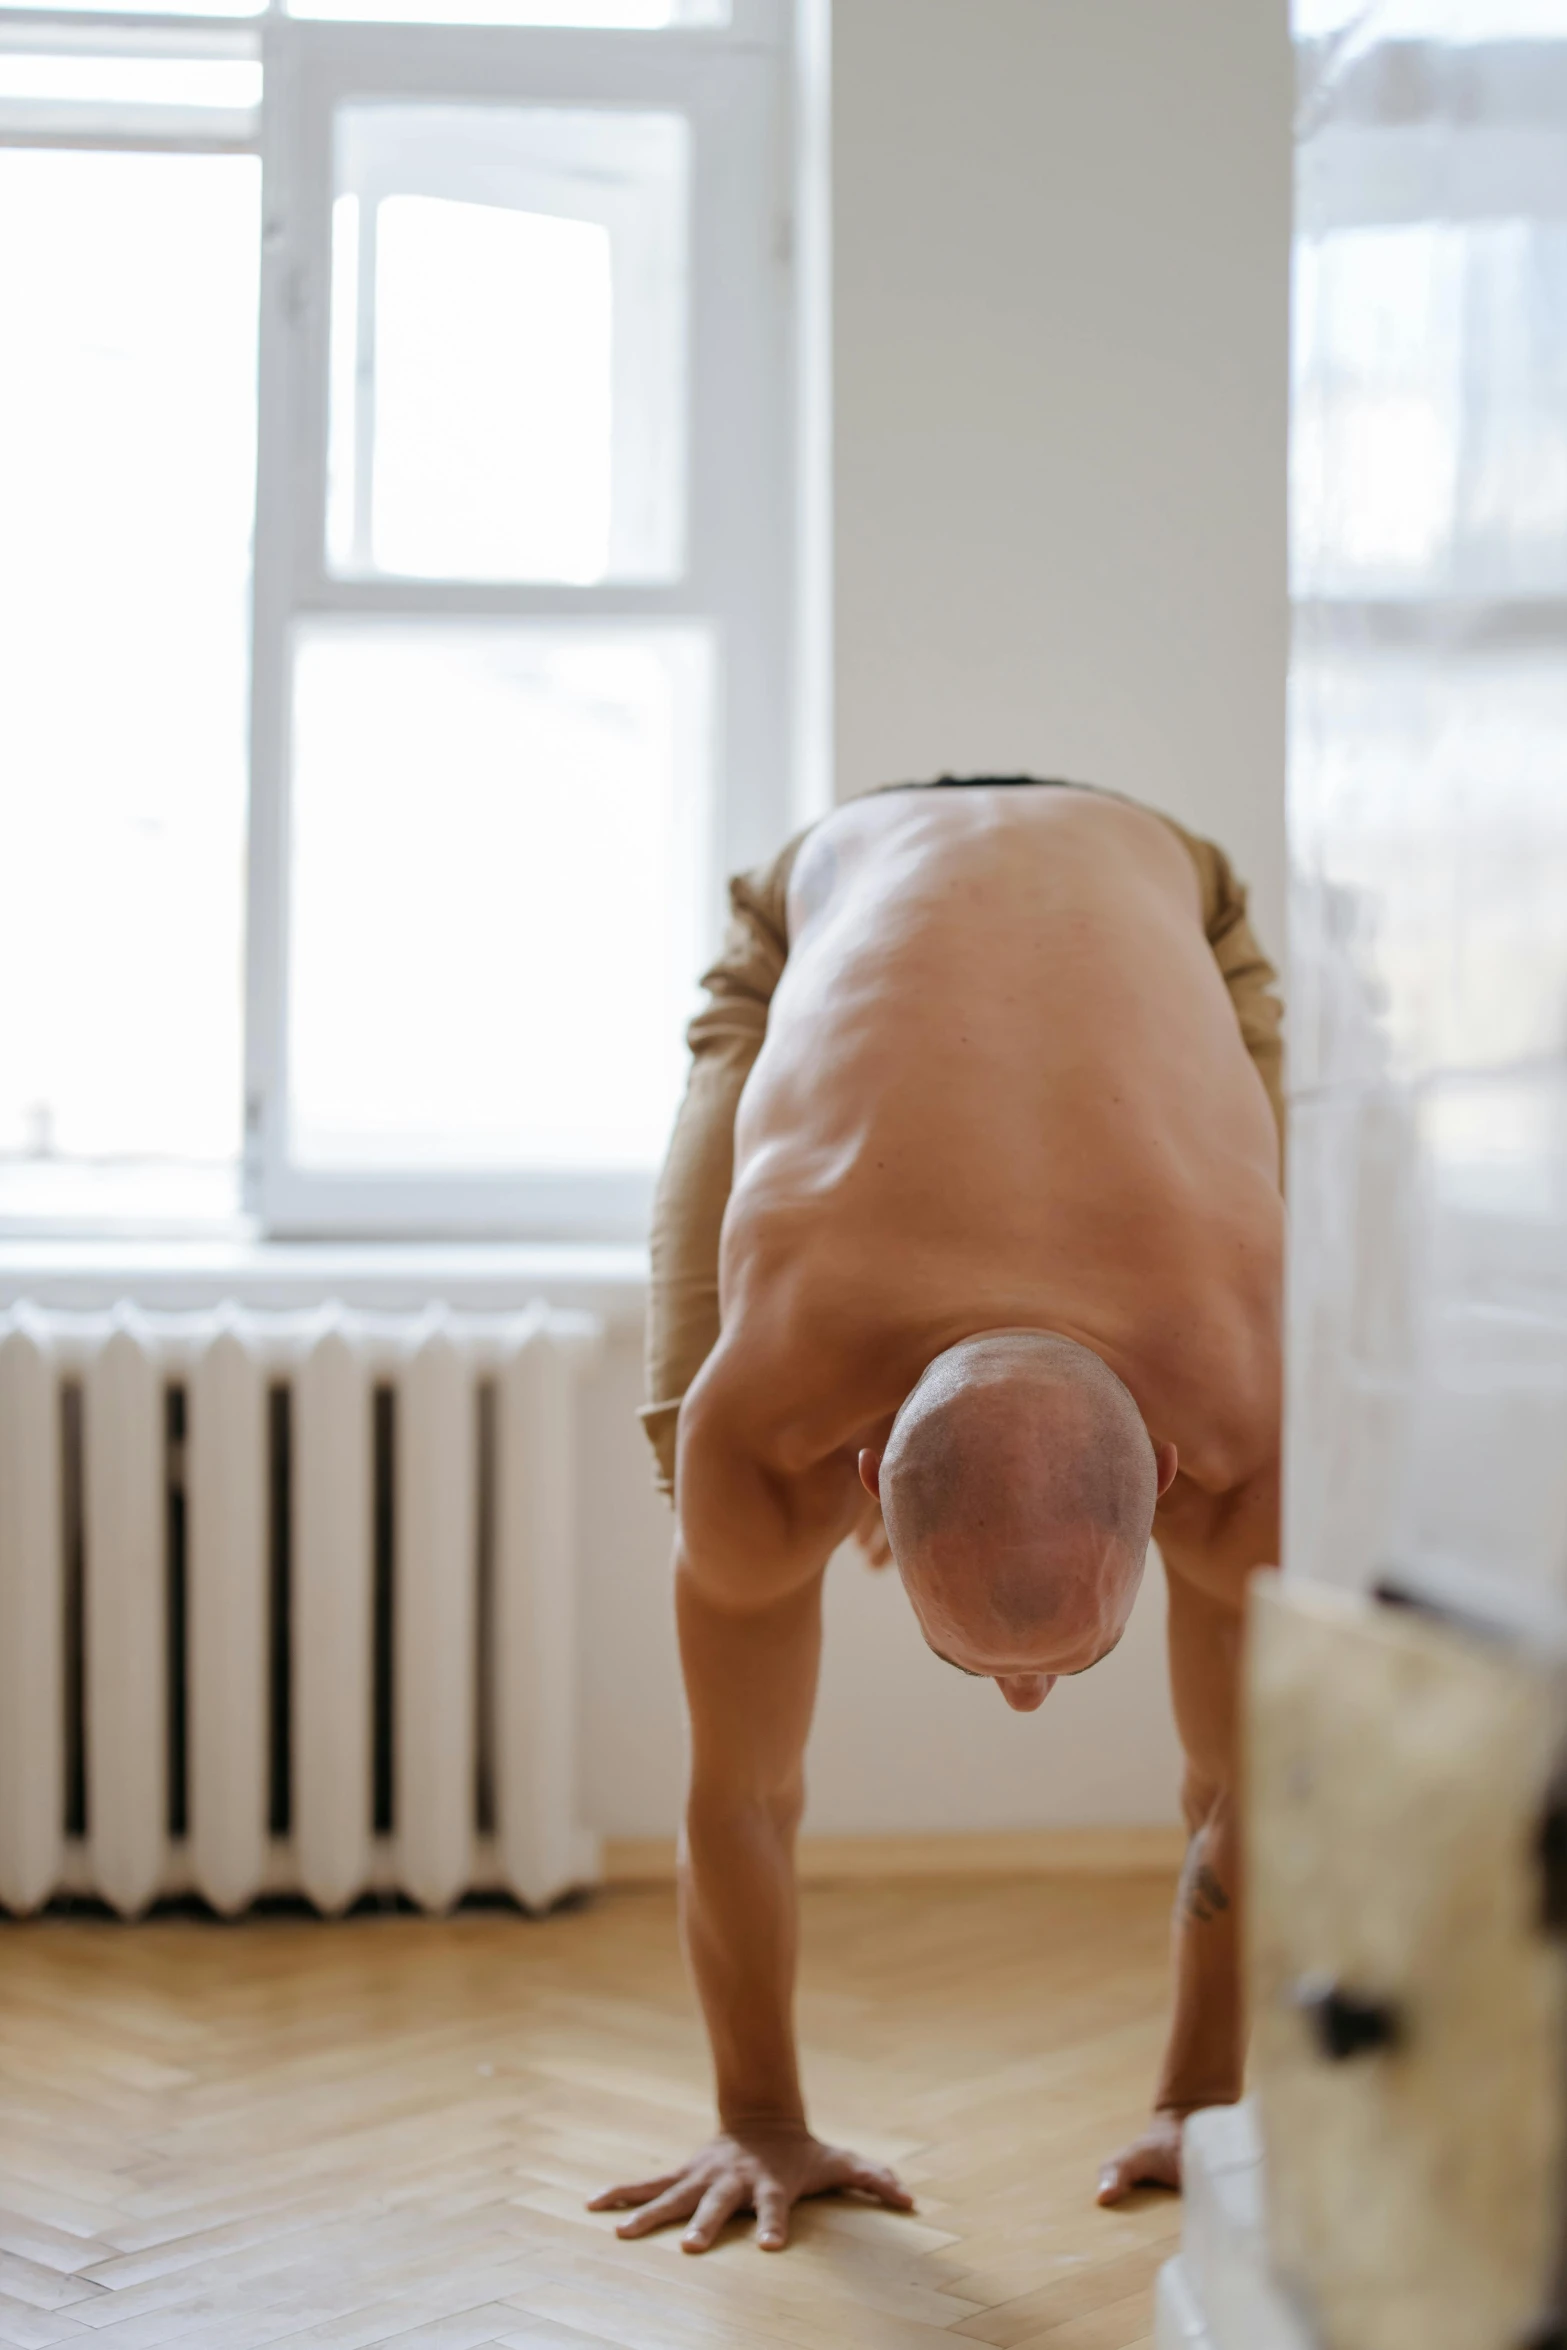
[0,149,258,1206]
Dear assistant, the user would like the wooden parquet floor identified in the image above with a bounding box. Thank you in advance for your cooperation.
[0,1875,1180,2350]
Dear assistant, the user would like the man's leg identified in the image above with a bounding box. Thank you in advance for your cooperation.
[641,836,806,1497]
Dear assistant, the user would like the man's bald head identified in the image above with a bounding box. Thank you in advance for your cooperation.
[864,1332,1170,1710]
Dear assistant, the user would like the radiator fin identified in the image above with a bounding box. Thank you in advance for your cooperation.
[396,1312,477,1914]
[84,1314,166,1918]
[0,1314,63,1913]
[294,1320,373,1916]
[189,1316,269,1917]
[497,1326,587,1910]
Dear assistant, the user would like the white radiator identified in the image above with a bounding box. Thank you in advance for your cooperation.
[0,1299,603,1920]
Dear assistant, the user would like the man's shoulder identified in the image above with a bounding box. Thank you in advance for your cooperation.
[675,1344,867,1612]
[679,1302,865,1486]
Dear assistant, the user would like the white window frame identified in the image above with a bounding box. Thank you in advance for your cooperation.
[0,0,821,1247]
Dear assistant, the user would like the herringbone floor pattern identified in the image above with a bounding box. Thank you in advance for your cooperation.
[0,1875,1179,2350]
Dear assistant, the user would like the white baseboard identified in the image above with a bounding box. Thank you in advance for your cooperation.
[601,1825,1185,1883]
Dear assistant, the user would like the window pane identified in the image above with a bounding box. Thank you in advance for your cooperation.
[0,55,260,107]
[288,623,712,1174]
[328,104,688,583]
[0,152,259,1199]
[374,196,612,579]
[0,47,261,140]
[1293,223,1567,595]
[296,0,726,26]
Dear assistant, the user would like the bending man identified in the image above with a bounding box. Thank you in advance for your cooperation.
[591,776,1284,2252]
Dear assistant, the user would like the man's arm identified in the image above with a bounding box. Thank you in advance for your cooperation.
[1097,1463,1275,2203]
[590,1428,912,2253]
[1155,1567,1244,2112]
[676,1558,819,2130]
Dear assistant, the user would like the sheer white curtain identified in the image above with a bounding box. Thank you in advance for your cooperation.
[1287,0,1567,1603]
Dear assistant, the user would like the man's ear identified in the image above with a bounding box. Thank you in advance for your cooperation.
[857,1447,881,1500]
[1153,1441,1179,1499]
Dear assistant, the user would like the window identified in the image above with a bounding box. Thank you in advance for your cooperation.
[0,0,814,1240]
[0,142,260,1228]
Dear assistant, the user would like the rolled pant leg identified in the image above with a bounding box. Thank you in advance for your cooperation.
[640,835,806,1498]
[1159,816,1286,1156]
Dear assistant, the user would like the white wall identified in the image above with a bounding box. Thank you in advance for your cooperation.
[833,0,1292,947]
[580,0,1292,1839]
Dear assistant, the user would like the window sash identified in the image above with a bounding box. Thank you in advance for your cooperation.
[244,11,796,1238]
[0,11,262,145]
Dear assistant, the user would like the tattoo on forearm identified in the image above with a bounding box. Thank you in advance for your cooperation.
[1180,1855,1232,1926]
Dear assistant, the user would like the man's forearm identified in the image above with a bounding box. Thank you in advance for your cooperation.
[1153,1486,1272,2119]
[680,1787,806,2126]
[672,1525,826,2134]
[1155,1800,1243,2114]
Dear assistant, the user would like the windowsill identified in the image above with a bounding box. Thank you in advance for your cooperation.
[0,1232,650,1327]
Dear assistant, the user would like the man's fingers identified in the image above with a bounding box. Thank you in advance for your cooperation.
[844,2160,915,2210]
[1096,2144,1180,2205]
[681,2178,746,2254]
[755,2183,791,2251]
[587,2172,680,2211]
[594,2143,913,2253]
[817,2151,916,2210]
[613,2180,704,2238]
[1096,2157,1134,2206]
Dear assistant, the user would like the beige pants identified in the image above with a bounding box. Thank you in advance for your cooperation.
[641,786,1284,1499]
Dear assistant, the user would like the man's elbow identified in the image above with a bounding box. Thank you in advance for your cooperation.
[684,1777,806,1855]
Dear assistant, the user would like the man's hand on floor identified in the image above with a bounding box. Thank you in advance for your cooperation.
[588,2124,914,2252]
[1096,2111,1183,2204]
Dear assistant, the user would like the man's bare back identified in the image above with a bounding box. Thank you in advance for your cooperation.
[700,785,1281,1514]
[593,781,1285,2252]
